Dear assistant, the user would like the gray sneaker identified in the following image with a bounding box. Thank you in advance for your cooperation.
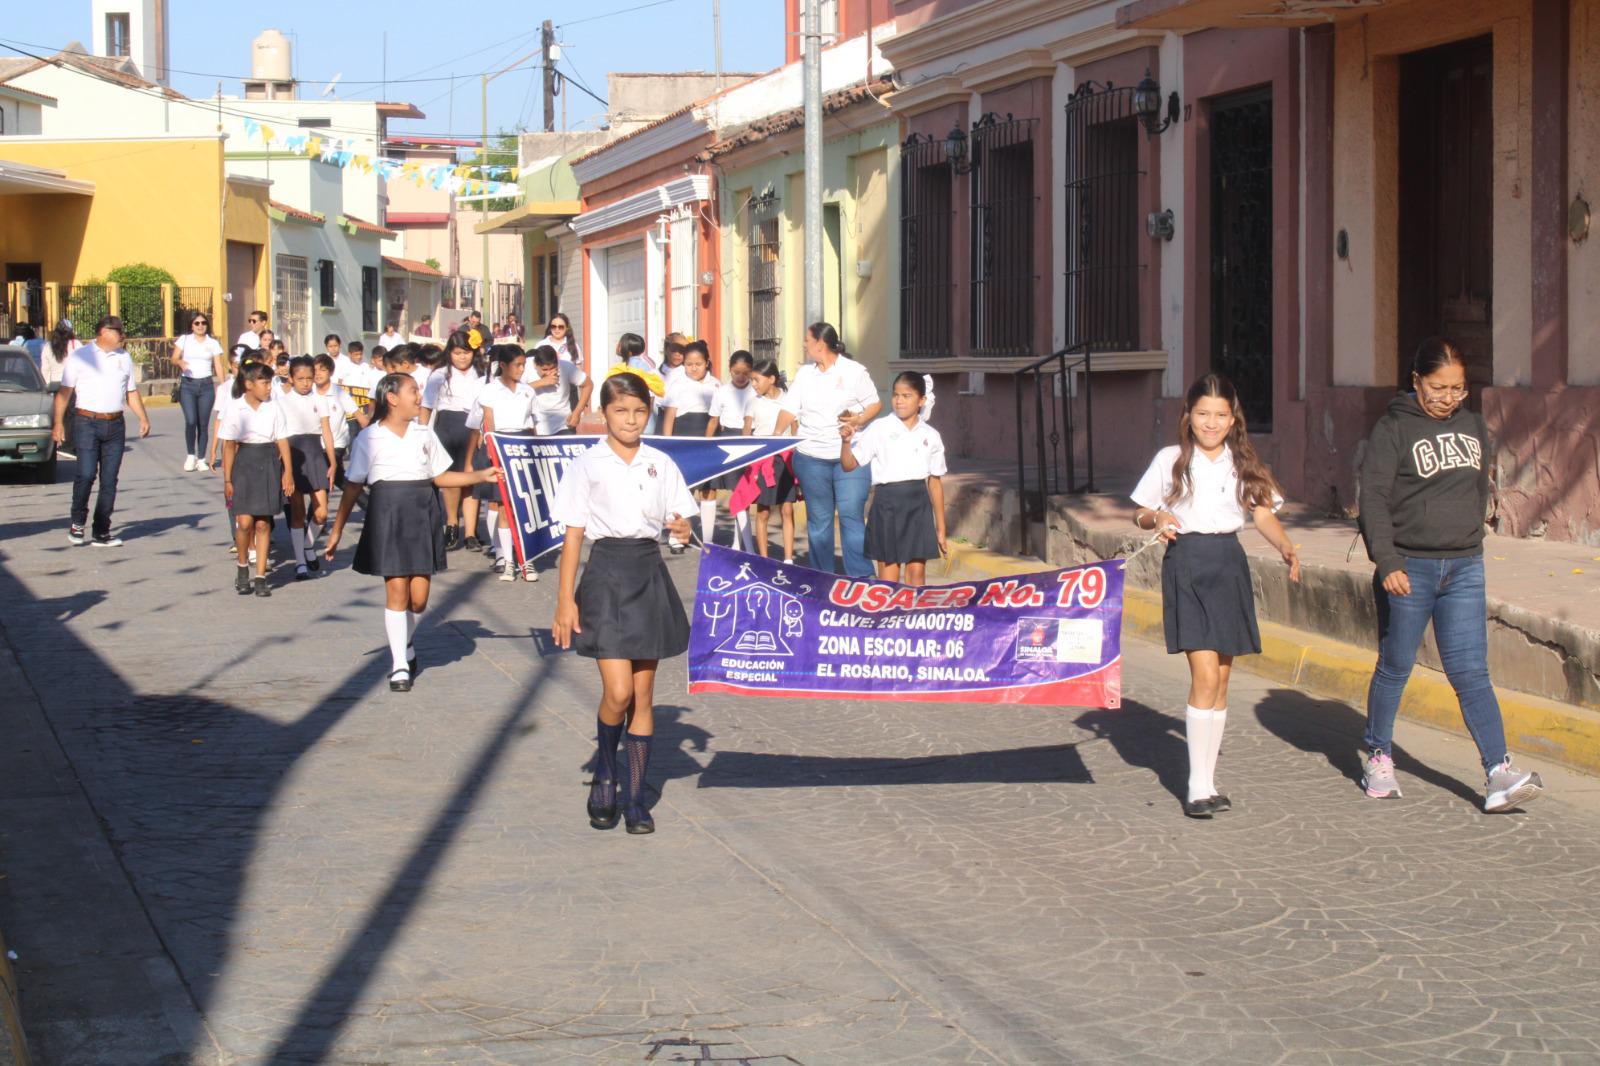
[1362,751,1402,799]
[1485,758,1544,813]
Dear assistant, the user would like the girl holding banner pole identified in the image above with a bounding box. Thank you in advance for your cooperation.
[552,372,696,836]
[324,373,503,693]
[1130,373,1299,819]
[839,372,948,587]
[739,357,799,563]
[466,345,538,581]
[659,340,720,553]
[421,332,489,552]
[707,349,758,550]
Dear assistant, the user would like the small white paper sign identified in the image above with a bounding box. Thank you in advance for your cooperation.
[1056,619,1104,664]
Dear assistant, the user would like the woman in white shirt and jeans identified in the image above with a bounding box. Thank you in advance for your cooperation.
[174,312,224,471]
[788,322,881,576]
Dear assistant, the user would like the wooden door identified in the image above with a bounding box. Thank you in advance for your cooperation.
[1398,36,1493,389]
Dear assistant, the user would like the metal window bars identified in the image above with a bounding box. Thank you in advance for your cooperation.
[899,133,954,357]
[970,113,1039,357]
[748,189,782,360]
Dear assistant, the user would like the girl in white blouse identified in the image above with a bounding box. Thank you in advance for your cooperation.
[467,347,539,580]
[552,371,695,836]
[840,372,948,587]
[659,339,720,553]
[740,357,799,562]
[1129,373,1299,819]
[705,349,758,549]
[279,357,339,580]
[324,373,502,692]
[421,334,489,552]
[219,362,295,598]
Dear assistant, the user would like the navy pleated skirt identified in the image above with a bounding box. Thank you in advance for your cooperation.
[432,409,472,469]
[1160,532,1260,656]
[231,442,283,517]
[865,479,941,564]
[287,433,330,495]
[573,537,689,661]
[354,479,447,577]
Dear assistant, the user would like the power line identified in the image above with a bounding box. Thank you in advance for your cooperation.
[557,0,686,29]
[557,65,608,108]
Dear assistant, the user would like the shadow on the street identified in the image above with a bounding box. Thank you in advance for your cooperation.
[1253,686,1483,807]
[697,741,1093,788]
[1078,700,1186,801]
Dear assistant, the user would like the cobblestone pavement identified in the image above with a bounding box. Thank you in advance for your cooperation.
[3,409,1600,1066]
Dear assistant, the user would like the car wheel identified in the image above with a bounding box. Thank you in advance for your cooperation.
[34,457,57,484]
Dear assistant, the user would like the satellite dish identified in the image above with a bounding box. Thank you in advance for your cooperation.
[320,72,343,98]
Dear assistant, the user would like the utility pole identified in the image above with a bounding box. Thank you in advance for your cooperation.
[802,0,823,328]
[479,41,544,320]
[542,20,557,134]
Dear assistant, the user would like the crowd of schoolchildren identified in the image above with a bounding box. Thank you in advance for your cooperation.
[168,309,1541,832]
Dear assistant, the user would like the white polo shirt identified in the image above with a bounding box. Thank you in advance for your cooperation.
[314,382,357,448]
[61,343,136,415]
[424,366,489,415]
[709,380,757,432]
[847,416,948,485]
[236,330,261,350]
[551,440,696,541]
[747,391,797,436]
[217,398,287,444]
[278,388,329,438]
[790,356,879,460]
[467,380,537,433]
[662,372,719,417]
[346,422,454,484]
[1130,444,1284,534]
[530,360,588,435]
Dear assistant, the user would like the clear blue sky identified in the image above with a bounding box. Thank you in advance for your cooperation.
[3,0,784,138]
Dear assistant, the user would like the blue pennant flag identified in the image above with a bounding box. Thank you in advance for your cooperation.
[483,432,797,562]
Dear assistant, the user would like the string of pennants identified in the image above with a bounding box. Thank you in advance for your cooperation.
[241,118,520,199]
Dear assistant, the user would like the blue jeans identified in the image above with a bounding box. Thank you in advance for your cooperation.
[178,377,215,458]
[792,451,871,576]
[1364,555,1506,773]
[70,414,126,537]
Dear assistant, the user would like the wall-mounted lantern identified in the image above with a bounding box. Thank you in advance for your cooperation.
[1133,69,1181,137]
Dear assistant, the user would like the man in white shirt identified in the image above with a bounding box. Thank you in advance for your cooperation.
[378,321,404,349]
[236,310,267,350]
[53,315,152,547]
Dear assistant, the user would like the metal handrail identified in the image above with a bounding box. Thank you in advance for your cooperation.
[1012,343,1094,558]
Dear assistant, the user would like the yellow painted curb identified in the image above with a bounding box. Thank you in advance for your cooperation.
[0,926,30,1066]
[944,543,1600,777]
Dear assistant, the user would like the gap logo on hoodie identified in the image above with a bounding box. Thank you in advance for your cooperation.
[1412,433,1483,478]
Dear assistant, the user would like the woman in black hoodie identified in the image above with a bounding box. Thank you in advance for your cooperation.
[1357,337,1543,813]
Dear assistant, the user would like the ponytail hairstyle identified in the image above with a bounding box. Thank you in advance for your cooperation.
[1411,335,1466,380]
[232,357,275,399]
[1166,373,1280,511]
[368,372,413,424]
[599,370,654,411]
[493,343,526,381]
[50,319,77,360]
[751,356,787,392]
[547,311,580,365]
[728,349,754,372]
[891,370,928,398]
[616,331,646,364]
[807,321,845,356]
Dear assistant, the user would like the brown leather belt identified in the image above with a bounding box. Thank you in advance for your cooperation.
[75,409,123,421]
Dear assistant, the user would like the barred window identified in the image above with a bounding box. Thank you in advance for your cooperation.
[1063,84,1143,352]
[899,135,952,357]
[970,114,1038,356]
[318,260,336,308]
[361,266,378,333]
[747,191,781,361]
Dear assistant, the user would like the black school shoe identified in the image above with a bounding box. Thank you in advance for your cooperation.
[252,577,271,598]
[443,525,462,551]
[235,566,251,594]
[464,536,482,552]
[389,669,412,692]
[587,779,620,830]
[1209,794,1232,813]
[1183,797,1216,819]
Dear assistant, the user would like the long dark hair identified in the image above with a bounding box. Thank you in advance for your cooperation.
[751,356,786,391]
[547,312,580,364]
[441,336,486,401]
[1166,373,1280,511]
[493,344,526,382]
[807,321,845,356]
[616,332,646,363]
[232,359,275,399]
[369,372,413,424]
[49,320,76,360]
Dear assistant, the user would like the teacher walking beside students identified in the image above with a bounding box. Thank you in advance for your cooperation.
[52,315,152,547]
[788,322,881,577]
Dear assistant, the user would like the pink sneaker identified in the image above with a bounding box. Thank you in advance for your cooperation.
[1362,751,1402,799]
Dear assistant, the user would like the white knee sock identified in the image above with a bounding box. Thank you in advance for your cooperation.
[384,609,409,674]
[734,509,752,551]
[1185,705,1214,803]
[1206,708,1227,796]
[405,610,418,660]
[303,521,318,553]
[290,527,306,567]
[698,499,717,544]
[496,528,514,561]
[486,508,500,540]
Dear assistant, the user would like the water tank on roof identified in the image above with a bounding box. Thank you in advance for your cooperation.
[252,29,292,82]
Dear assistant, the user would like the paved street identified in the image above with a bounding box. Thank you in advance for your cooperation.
[4,407,1600,1066]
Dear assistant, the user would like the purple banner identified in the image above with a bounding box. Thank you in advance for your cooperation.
[688,545,1123,707]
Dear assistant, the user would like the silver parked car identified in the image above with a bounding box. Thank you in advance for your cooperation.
[0,344,58,483]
